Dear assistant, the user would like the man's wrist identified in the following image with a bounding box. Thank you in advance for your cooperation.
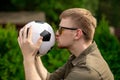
[23,57,35,64]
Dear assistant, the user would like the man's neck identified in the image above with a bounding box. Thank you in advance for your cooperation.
[68,41,92,57]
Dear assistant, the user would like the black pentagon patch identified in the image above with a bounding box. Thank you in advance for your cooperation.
[40,30,51,41]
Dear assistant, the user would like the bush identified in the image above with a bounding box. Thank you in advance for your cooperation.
[94,17,120,80]
[0,24,24,80]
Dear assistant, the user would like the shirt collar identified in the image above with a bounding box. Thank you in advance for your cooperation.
[71,41,98,66]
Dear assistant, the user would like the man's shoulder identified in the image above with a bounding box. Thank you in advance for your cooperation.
[64,66,99,80]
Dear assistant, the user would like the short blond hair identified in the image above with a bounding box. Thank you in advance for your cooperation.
[59,8,97,42]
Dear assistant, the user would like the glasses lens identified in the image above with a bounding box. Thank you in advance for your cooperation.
[58,27,63,35]
[58,27,78,35]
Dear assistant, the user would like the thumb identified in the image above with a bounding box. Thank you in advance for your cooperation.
[35,36,43,49]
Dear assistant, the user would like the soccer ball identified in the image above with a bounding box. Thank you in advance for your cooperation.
[25,21,55,55]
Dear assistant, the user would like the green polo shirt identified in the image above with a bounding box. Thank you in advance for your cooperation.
[47,42,114,80]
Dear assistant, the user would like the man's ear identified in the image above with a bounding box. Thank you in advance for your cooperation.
[74,29,83,39]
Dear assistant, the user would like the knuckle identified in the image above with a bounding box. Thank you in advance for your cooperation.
[26,40,31,44]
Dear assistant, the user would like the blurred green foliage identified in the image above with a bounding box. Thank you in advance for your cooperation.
[96,0,120,27]
[0,24,24,80]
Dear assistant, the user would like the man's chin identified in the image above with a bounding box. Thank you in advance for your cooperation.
[57,44,66,49]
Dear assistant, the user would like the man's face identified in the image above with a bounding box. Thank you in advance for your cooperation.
[56,18,77,48]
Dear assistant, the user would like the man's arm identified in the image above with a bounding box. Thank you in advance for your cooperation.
[35,56,48,80]
[23,59,42,80]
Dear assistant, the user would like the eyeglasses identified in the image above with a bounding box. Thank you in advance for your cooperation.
[58,26,78,35]
[57,26,86,35]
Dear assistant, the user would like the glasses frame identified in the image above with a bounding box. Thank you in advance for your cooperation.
[58,26,78,35]
[58,26,86,35]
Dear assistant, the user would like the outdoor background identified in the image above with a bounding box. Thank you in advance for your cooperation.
[0,0,120,80]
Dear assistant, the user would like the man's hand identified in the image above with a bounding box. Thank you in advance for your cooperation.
[18,25,43,61]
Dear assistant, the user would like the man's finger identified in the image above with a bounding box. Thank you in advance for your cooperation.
[19,28,24,43]
[23,26,27,41]
[28,26,32,41]
[35,36,43,48]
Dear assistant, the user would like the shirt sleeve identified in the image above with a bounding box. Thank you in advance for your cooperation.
[48,63,67,80]
[64,67,100,80]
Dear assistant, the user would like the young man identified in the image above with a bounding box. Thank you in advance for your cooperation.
[18,8,114,80]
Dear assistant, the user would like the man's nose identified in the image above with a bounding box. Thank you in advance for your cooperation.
[55,30,59,37]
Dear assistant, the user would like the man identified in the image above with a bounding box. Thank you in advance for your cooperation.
[18,8,114,80]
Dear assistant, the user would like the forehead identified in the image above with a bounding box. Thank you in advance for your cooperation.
[59,17,75,27]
